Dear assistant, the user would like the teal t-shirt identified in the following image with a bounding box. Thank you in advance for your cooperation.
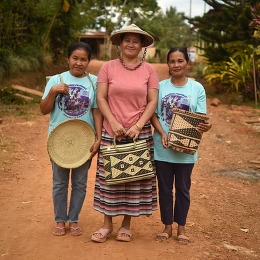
[154,78,207,164]
[42,71,98,135]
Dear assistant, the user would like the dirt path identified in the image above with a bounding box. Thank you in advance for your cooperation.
[0,61,260,260]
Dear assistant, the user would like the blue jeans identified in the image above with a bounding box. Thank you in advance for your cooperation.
[155,161,194,226]
[51,160,91,223]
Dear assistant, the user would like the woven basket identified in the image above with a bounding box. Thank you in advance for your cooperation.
[102,138,154,185]
[47,119,95,168]
[168,108,209,155]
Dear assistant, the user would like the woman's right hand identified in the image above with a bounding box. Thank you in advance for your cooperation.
[161,132,168,148]
[40,82,69,115]
[110,121,126,137]
[51,82,69,95]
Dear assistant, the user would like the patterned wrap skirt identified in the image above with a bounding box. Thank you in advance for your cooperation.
[93,123,157,216]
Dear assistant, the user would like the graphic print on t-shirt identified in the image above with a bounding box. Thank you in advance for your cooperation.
[161,93,190,126]
[57,84,91,118]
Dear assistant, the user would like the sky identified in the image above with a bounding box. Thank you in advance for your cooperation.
[157,0,210,18]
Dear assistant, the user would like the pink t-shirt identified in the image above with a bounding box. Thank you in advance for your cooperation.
[98,59,159,137]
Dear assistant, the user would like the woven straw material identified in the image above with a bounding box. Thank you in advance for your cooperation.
[102,140,154,185]
[168,108,209,155]
[47,119,95,168]
[110,24,154,47]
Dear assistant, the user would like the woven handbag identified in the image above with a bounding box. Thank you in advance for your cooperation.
[168,108,209,155]
[102,137,154,185]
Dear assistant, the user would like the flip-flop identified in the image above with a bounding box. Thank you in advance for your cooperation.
[177,233,190,244]
[155,232,172,242]
[69,226,83,236]
[116,227,132,242]
[53,226,66,236]
[91,228,112,243]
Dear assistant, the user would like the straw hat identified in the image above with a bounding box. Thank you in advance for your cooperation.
[110,24,154,47]
[47,119,95,168]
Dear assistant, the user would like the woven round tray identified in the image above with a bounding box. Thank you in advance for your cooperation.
[47,119,95,168]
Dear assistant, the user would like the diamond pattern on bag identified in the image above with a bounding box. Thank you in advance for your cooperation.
[102,140,154,184]
[110,150,152,178]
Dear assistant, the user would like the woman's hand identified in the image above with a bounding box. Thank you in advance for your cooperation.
[110,121,126,137]
[51,82,69,95]
[161,132,168,148]
[126,124,141,140]
[197,120,212,133]
[89,140,101,159]
[40,82,69,115]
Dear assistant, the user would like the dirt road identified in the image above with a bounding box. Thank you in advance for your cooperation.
[0,61,260,260]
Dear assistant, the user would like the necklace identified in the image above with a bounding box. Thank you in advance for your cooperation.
[119,57,143,71]
[118,48,147,71]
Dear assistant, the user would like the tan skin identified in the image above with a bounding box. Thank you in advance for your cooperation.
[151,50,212,242]
[40,48,103,232]
[93,33,158,240]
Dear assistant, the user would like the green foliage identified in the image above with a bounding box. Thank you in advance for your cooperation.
[135,7,192,62]
[0,49,11,76]
[191,0,258,62]
[8,56,31,74]
[80,0,160,33]
[203,51,256,95]
[0,0,91,66]
[0,86,25,105]
[0,0,51,76]
[0,47,45,78]
[190,1,259,98]
[249,3,260,40]
[48,0,88,56]
[0,0,47,51]
[0,0,163,66]
[16,46,46,68]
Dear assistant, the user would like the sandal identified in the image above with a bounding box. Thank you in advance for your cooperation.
[177,233,190,244]
[91,228,112,243]
[52,226,66,236]
[69,226,83,236]
[155,232,172,242]
[116,227,132,242]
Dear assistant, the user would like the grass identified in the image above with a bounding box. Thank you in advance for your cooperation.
[0,103,42,119]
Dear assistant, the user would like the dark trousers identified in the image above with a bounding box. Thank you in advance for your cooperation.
[155,160,194,226]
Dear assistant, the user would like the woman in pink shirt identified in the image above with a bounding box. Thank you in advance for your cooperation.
[91,24,159,243]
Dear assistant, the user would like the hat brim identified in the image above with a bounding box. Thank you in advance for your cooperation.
[47,119,95,168]
[110,30,154,47]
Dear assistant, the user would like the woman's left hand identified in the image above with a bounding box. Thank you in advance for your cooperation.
[197,120,212,133]
[89,140,101,159]
[126,125,141,140]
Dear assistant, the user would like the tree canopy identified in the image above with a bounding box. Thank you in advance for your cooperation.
[0,0,163,58]
[189,0,259,98]
[134,7,192,61]
[189,0,259,62]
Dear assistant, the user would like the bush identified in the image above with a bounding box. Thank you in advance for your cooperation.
[203,53,257,96]
[0,47,47,79]
[0,86,26,105]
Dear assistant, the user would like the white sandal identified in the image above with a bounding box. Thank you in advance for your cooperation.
[91,228,112,243]
[116,227,132,242]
